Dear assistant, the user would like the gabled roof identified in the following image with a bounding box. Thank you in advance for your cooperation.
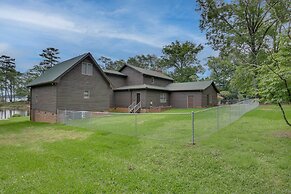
[166,80,219,92]
[119,64,174,81]
[114,84,168,91]
[103,69,127,77]
[27,53,112,87]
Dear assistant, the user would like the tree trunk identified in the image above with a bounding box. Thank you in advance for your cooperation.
[278,102,291,127]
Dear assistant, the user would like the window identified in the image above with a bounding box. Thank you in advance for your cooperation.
[82,62,93,75]
[151,77,155,84]
[160,93,167,103]
[84,91,90,99]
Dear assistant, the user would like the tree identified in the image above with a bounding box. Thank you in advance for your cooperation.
[0,55,17,102]
[97,56,126,71]
[28,47,60,77]
[196,0,291,125]
[127,54,165,72]
[196,0,289,64]
[258,35,291,126]
[207,54,236,91]
[15,72,30,101]
[98,54,165,72]
[39,47,60,70]
[196,0,290,93]
[161,40,204,82]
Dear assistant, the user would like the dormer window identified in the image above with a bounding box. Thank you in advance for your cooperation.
[82,62,93,76]
[151,77,155,84]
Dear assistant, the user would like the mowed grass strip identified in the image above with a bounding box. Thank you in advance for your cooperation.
[0,105,290,193]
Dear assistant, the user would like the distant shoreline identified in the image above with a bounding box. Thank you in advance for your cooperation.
[0,101,29,110]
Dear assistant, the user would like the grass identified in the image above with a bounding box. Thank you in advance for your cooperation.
[0,105,290,193]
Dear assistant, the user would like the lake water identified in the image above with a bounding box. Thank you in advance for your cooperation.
[0,109,29,120]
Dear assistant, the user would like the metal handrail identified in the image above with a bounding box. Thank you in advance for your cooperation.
[133,101,141,113]
[128,101,136,113]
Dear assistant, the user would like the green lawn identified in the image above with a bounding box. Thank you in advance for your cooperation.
[0,105,290,193]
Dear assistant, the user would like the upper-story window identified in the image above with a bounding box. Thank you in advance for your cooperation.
[151,77,155,84]
[82,62,93,76]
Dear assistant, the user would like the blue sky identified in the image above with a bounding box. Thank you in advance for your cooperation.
[0,0,217,75]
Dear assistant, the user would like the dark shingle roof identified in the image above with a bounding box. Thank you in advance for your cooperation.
[166,81,219,92]
[114,84,168,91]
[27,53,112,87]
[27,53,88,87]
[103,69,127,77]
[120,64,173,81]
[114,81,219,92]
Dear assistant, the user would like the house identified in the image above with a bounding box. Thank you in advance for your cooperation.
[27,53,219,123]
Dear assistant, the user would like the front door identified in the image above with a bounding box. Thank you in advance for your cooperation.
[136,93,141,103]
[187,95,193,108]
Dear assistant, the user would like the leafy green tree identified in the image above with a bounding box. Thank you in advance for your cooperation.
[196,0,290,94]
[98,54,165,72]
[127,54,165,72]
[196,0,288,64]
[97,56,126,71]
[207,54,236,91]
[0,55,17,102]
[161,40,204,82]
[258,35,291,126]
[15,72,30,101]
[196,0,291,125]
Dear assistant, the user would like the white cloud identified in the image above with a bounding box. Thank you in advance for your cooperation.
[0,4,205,49]
[0,5,165,48]
[0,6,82,33]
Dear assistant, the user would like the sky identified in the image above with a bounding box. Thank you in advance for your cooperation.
[0,0,217,76]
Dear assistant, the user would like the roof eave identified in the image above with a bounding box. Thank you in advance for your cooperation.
[26,81,56,87]
[104,72,128,77]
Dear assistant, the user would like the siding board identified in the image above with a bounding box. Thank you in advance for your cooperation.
[31,85,57,113]
[57,58,112,111]
[143,75,173,87]
[120,66,143,85]
[170,91,202,108]
[105,74,126,88]
[202,85,218,106]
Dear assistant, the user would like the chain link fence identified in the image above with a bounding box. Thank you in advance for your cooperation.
[58,99,259,144]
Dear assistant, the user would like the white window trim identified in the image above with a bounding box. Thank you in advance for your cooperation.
[82,62,93,76]
[84,90,90,99]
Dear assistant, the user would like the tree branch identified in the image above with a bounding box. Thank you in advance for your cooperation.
[278,102,291,126]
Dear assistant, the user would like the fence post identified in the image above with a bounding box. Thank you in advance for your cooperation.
[135,113,137,136]
[64,109,67,125]
[229,104,232,123]
[192,111,195,145]
[216,106,219,130]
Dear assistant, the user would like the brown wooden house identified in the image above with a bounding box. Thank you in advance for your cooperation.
[28,53,219,123]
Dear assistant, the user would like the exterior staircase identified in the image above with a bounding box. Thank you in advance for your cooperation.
[128,101,141,113]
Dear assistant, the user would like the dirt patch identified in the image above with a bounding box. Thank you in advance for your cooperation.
[273,130,291,138]
[0,128,92,145]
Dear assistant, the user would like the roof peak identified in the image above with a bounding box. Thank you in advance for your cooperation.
[27,52,112,87]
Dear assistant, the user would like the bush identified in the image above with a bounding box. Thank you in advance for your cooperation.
[12,114,22,117]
